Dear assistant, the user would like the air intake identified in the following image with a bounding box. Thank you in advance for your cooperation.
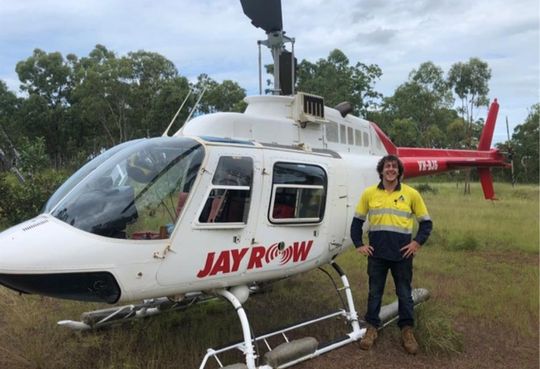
[22,219,49,231]
[292,92,327,125]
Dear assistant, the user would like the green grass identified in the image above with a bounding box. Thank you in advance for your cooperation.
[0,181,538,368]
[421,182,539,253]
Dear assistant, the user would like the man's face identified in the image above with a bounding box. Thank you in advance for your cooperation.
[382,160,399,183]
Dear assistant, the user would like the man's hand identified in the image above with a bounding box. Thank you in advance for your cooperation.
[400,240,421,258]
[357,245,374,256]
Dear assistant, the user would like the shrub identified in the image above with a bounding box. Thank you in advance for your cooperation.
[416,304,464,355]
[416,183,438,194]
[447,232,479,251]
[0,170,66,226]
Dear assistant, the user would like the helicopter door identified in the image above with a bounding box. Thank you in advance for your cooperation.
[324,163,349,251]
[250,159,327,275]
[156,150,261,286]
[327,184,348,251]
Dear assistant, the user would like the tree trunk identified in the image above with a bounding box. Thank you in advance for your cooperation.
[463,168,471,195]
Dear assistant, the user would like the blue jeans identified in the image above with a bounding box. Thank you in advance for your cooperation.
[365,256,414,328]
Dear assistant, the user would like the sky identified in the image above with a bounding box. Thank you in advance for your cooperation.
[0,0,538,143]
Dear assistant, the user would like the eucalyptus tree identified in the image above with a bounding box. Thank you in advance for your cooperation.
[0,81,20,170]
[447,58,491,193]
[447,58,491,144]
[192,74,246,114]
[295,49,382,116]
[381,62,456,147]
[511,104,539,183]
[15,49,79,166]
[72,45,190,149]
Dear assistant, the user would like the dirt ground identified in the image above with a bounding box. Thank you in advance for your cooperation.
[295,320,539,369]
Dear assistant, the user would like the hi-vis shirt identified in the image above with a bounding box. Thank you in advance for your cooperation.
[350,182,433,261]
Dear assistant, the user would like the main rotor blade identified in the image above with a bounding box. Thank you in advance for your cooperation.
[240,0,283,33]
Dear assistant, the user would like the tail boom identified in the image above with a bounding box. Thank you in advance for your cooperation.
[398,147,508,178]
[370,99,509,200]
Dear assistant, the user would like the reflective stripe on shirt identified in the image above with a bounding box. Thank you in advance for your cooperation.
[369,224,413,234]
[354,212,366,220]
[368,208,412,218]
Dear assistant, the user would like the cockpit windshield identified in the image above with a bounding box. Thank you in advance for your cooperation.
[49,137,205,240]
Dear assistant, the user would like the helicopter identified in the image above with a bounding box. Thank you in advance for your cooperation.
[0,1,508,368]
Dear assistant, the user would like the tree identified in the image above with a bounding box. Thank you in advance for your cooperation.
[510,104,539,183]
[15,49,79,166]
[125,50,183,137]
[0,81,20,168]
[446,118,467,148]
[145,76,192,136]
[72,45,189,147]
[447,58,491,194]
[70,45,130,147]
[447,58,491,143]
[296,49,382,116]
[16,49,75,108]
[379,62,456,147]
[193,74,246,114]
[409,61,453,107]
[387,118,418,147]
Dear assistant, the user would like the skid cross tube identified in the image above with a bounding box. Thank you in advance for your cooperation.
[199,262,365,369]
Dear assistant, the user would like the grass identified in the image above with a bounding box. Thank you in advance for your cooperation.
[420,182,539,253]
[0,182,538,368]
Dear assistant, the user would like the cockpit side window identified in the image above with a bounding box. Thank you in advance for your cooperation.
[269,162,327,224]
[198,156,253,224]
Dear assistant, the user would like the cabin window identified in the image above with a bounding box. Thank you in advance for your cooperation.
[339,124,346,144]
[269,162,327,224]
[354,130,363,146]
[347,127,354,145]
[363,131,370,147]
[198,156,253,224]
[326,122,339,143]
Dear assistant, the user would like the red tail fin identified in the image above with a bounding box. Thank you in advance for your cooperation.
[478,99,499,151]
[478,168,496,200]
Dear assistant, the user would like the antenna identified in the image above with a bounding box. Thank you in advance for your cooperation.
[505,116,516,186]
[241,0,297,96]
[184,87,207,124]
[162,90,193,137]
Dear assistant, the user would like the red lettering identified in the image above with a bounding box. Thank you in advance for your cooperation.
[210,251,231,276]
[291,240,313,262]
[197,252,215,278]
[247,246,266,270]
[230,248,249,272]
[198,240,314,277]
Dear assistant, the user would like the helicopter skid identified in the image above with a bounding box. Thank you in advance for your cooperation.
[57,282,275,331]
[57,292,210,331]
[200,263,430,369]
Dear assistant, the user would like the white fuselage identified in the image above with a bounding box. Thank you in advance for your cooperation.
[0,95,388,303]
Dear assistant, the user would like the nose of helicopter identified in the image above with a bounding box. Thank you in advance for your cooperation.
[0,216,121,303]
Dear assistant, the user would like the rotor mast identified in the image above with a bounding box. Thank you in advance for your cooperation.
[241,0,296,96]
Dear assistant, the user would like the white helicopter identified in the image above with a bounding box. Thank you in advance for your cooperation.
[0,1,508,368]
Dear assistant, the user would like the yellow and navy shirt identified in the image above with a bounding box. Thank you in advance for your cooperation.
[350,182,432,261]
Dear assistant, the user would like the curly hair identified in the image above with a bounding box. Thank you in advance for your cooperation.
[376,155,404,180]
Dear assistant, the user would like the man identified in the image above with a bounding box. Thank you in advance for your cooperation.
[350,155,432,354]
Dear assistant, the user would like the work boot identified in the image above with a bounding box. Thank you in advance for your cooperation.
[401,326,419,354]
[359,325,378,350]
